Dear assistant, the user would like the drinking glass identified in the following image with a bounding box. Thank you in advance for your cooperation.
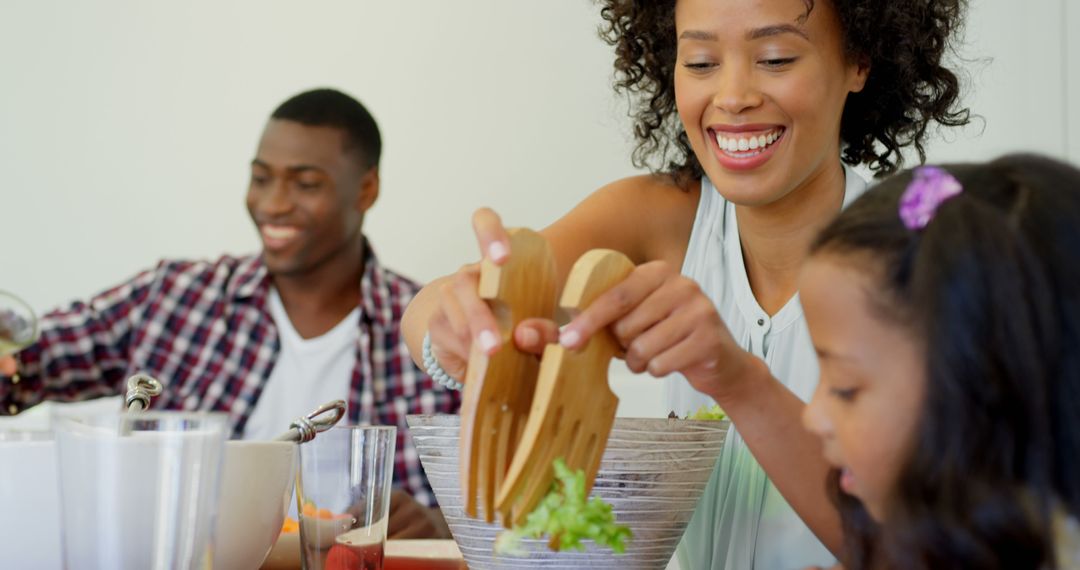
[0,290,38,357]
[295,425,396,570]
[55,411,228,570]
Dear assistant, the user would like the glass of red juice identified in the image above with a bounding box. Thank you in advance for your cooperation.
[295,425,396,570]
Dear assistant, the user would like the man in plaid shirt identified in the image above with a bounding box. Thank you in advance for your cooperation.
[0,88,461,538]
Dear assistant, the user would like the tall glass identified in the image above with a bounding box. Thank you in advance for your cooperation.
[54,412,228,570]
[295,425,396,570]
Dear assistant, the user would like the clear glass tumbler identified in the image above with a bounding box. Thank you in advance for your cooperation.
[295,425,396,570]
[55,411,228,570]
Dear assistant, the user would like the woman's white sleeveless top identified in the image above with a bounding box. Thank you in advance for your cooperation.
[673,167,868,569]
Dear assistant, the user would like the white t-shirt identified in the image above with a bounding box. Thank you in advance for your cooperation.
[242,288,359,442]
[673,167,869,570]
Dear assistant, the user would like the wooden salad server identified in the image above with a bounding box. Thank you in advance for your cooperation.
[459,228,558,522]
[495,248,633,526]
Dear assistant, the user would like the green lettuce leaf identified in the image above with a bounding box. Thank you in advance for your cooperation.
[686,403,727,421]
[494,458,632,555]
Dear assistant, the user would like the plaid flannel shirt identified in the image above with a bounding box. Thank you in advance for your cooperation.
[0,241,460,507]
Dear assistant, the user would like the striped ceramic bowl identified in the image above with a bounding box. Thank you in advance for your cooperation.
[406,414,728,569]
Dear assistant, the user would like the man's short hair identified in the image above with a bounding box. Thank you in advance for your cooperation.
[271,88,382,171]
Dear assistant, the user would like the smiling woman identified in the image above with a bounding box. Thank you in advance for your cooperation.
[672,0,874,211]
[402,0,972,568]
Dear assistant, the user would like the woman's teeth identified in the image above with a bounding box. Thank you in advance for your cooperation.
[714,128,784,156]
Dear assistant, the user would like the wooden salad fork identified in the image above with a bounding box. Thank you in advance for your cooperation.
[495,248,634,527]
[459,228,558,522]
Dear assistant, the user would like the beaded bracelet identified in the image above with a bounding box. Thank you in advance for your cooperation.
[422,332,464,391]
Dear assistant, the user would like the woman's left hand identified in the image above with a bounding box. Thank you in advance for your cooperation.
[558,260,756,402]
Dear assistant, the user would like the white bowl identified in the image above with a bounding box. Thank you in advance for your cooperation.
[406,414,729,570]
[213,440,298,570]
[0,432,62,569]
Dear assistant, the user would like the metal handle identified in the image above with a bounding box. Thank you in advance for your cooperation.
[123,372,345,444]
[275,400,347,443]
[125,373,163,413]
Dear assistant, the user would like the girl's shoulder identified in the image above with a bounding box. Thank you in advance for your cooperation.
[541,174,701,273]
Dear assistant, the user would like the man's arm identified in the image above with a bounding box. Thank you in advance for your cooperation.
[385,376,460,538]
[387,489,451,539]
[377,264,464,538]
[1,266,160,414]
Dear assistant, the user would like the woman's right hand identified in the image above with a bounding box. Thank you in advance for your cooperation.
[425,208,559,380]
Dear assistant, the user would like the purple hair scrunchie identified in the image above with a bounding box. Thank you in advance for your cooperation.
[899,165,963,230]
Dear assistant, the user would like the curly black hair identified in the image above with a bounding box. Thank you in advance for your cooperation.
[812,154,1080,568]
[598,0,971,183]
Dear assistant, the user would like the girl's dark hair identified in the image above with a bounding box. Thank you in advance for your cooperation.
[598,0,971,184]
[812,153,1080,569]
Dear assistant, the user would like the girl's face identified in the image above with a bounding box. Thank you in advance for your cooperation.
[800,254,926,521]
[674,0,867,206]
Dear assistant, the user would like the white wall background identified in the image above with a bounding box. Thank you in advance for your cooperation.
[1,0,1077,417]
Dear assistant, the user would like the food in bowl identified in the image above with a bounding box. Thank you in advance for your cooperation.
[686,404,727,421]
[408,414,730,569]
[492,405,727,556]
[282,516,300,533]
[495,458,631,555]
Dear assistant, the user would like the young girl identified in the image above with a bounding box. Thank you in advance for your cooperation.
[403,0,969,567]
[801,154,1080,569]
